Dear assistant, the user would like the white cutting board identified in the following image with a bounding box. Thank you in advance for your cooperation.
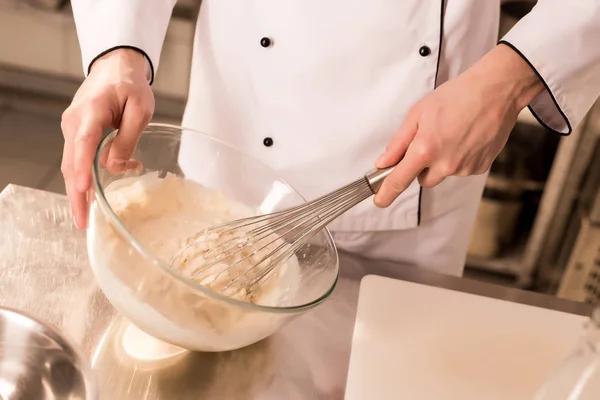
[345,275,588,400]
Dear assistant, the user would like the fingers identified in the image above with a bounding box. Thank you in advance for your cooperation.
[61,136,88,229]
[65,114,106,230]
[73,116,105,193]
[69,184,90,230]
[106,98,151,170]
[60,48,154,229]
[68,108,111,230]
[98,140,111,168]
[62,100,148,230]
[417,168,447,188]
[374,140,430,208]
[375,107,420,169]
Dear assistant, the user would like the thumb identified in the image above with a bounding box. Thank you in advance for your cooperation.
[375,107,420,168]
[106,100,150,173]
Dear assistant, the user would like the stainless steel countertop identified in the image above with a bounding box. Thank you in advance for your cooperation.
[0,184,594,399]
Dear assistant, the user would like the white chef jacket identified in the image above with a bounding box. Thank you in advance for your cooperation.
[71,0,600,235]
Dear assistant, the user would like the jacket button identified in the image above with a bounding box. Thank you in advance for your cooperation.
[419,46,431,57]
[260,37,272,48]
[263,137,274,147]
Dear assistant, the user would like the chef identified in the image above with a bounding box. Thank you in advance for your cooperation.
[61,0,600,277]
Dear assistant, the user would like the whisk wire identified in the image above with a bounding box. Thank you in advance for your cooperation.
[236,181,374,291]
[187,178,370,277]
[171,166,394,297]
[218,178,374,293]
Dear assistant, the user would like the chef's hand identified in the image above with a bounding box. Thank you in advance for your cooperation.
[61,48,154,229]
[373,44,544,208]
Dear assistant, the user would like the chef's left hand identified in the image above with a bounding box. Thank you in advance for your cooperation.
[374,44,544,208]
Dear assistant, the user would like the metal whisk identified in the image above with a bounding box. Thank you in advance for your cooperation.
[171,166,395,298]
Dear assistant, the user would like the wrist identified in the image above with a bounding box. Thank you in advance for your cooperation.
[472,44,544,112]
[90,47,152,83]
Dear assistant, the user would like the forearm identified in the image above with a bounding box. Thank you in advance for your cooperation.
[470,44,545,112]
[71,0,177,84]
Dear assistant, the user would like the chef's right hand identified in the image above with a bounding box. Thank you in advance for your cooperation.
[61,48,155,230]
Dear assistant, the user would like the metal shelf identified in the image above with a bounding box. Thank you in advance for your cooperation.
[466,99,600,288]
[466,243,528,286]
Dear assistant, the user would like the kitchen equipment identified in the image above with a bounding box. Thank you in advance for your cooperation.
[0,306,97,400]
[87,123,339,352]
[533,307,600,399]
[468,122,552,260]
[345,274,588,400]
[171,166,393,297]
[554,140,600,303]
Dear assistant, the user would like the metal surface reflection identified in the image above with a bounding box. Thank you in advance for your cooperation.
[0,184,594,399]
[0,307,97,400]
[92,316,282,399]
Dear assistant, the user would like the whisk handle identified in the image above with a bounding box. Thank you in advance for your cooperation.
[365,166,396,194]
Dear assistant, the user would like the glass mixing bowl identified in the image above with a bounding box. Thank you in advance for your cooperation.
[87,123,339,352]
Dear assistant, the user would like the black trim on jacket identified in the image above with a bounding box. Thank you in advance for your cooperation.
[88,45,155,85]
[498,40,572,136]
[418,0,446,226]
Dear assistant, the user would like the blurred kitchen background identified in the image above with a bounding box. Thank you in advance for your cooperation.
[1,0,599,303]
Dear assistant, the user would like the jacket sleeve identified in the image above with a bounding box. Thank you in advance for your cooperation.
[500,0,600,135]
[71,0,177,84]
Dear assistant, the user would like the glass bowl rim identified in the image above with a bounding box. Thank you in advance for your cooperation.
[91,122,340,314]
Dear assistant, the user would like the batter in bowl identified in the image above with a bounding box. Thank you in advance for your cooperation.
[103,171,301,306]
[88,172,304,351]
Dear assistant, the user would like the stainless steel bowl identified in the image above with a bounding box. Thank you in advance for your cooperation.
[0,307,97,400]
